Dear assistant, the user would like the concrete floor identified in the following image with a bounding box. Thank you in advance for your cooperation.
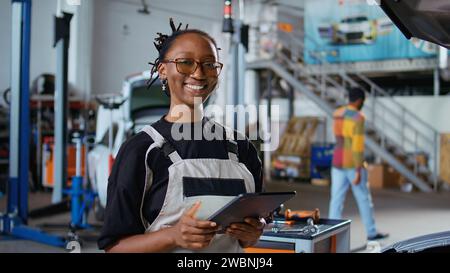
[0,191,102,253]
[1,180,450,253]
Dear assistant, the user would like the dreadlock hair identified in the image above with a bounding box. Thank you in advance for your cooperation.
[147,18,221,95]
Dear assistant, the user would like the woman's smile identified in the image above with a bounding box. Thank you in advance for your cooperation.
[184,82,209,95]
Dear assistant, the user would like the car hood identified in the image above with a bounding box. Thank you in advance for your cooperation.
[380,0,450,49]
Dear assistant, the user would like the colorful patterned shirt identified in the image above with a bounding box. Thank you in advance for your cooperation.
[332,105,365,169]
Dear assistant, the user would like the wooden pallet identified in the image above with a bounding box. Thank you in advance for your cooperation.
[275,117,321,157]
[440,133,450,185]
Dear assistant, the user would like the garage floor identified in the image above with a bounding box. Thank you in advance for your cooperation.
[1,180,450,253]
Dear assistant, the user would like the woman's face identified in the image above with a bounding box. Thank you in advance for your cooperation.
[158,33,220,108]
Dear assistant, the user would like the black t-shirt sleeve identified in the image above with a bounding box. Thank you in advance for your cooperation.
[247,140,264,192]
[97,133,152,250]
[237,134,264,193]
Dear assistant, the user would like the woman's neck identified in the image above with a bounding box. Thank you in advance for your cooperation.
[165,103,204,123]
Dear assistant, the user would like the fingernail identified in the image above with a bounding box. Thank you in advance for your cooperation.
[210,222,217,227]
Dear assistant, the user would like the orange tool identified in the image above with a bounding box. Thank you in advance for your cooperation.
[285,208,320,223]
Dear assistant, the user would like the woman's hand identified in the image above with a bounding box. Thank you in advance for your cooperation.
[169,202,219,250]
[225,217,265,248]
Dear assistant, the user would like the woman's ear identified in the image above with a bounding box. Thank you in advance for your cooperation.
[157,63,167,80]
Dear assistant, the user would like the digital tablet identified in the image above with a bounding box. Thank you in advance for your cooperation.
[207,192,296,232]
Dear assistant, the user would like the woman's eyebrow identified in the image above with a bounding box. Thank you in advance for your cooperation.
[174,52,193,56]
[173,53,217,59]
[201,54,216,59]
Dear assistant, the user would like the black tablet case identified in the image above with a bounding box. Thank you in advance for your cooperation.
[208,192,296,231]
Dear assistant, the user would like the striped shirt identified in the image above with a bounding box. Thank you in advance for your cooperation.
[332,105,365,169]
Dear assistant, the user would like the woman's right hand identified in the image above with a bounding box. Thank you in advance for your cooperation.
[170,201,219,250]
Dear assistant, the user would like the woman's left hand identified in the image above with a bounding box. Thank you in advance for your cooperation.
[225,217,265,248]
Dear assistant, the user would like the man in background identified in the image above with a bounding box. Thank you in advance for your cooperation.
[329,87,388,241]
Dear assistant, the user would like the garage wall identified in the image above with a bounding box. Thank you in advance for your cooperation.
[392,96,450,133]
[90,0,227,96]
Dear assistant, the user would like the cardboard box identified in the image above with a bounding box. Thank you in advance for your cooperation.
[367,164,402,189]
[415,153,428,166]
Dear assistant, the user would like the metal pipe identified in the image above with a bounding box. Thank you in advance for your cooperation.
[371,89,376,128]
[53,11,73,203]
[109,99,114,154]
[75,135,81,178]
[8,1,24,216]
[401,111,405,151]
[56,0,62,17]
[414,131,418,174]
[18,0,32,222]
[434,67,440,97]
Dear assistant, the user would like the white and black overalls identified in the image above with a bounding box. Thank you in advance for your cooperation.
[140,123,256,253]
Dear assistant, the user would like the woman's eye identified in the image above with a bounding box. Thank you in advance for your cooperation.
[203,63,216,69]
[179,59,194,65]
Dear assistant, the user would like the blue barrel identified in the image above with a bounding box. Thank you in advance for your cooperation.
[310,143,334,179]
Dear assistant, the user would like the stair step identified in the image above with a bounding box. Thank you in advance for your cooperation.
[417,173,437,186]
[386,145,397,153]
[426,174,436,183]
[312,90,321,96]
[395,156,408,164]
[396,157,415,171]
[417,165,430,175]
[327,98,337,103]
[405,156,417,166]
[392,146,405,154]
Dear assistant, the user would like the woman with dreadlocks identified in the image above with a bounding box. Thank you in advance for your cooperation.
[98,19,264,253]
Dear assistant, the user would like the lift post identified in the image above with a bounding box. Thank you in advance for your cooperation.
[52,8,73,204]
[0,0,66,248]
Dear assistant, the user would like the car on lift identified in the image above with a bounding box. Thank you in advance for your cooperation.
[87,71,170,220]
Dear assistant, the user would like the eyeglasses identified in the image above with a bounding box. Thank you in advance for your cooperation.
[161,58,223,77]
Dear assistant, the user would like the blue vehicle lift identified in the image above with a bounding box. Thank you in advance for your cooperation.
[0,0,92,248]
[0,0,66,248]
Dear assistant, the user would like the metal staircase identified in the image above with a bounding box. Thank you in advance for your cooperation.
[248,29,442,192]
